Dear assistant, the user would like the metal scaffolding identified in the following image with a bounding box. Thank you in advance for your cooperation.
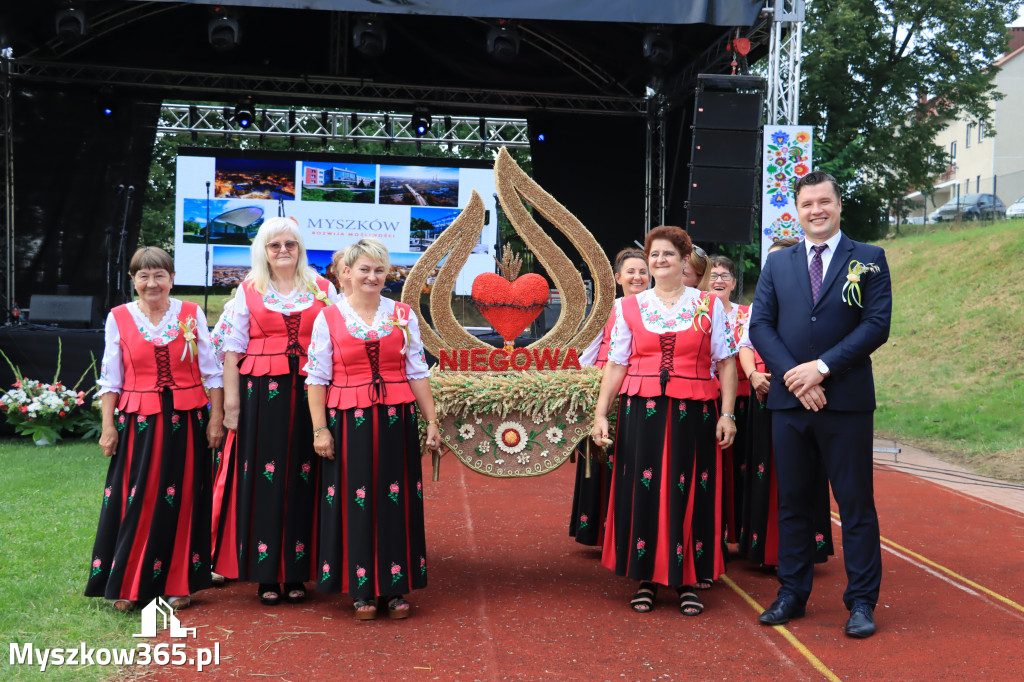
[766,0,805,125]
[159,104,532,148]
[10,60,647,117]
[1,53,14,324]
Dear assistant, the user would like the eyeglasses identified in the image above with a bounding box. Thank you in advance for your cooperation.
[692,245,707,258]
[708,273,734,282]
[267,240,298,252]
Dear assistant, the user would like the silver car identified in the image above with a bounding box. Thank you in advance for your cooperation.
[1006,194,1024,219]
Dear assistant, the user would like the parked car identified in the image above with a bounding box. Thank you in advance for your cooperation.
[1006,194,1024,219]
[928,193,1006,222]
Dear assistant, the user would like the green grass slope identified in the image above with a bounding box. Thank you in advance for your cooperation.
[872,220,1024,479]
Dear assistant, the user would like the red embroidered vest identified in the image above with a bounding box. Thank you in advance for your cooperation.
[239,278,331,377]
[323,302,416,409]
[112,301,208,415]
[593,313,616,370]
[732,304,751,394]
[619,294,718,401]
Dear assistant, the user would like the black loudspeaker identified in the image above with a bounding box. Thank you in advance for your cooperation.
[691,130,761,168]
[685,74,766,244]
[687,205,757,244]
[28,295,101,328]
[693,92,763,130]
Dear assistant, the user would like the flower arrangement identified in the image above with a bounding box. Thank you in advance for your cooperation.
[0,340,99,445]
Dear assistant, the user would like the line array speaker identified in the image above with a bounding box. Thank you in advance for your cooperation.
[685,75,766,244]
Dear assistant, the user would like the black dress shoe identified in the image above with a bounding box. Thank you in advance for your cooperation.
[844,603,876,638]
[758,594,806,625]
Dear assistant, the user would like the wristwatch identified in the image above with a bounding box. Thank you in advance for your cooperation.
[816,359,830,377]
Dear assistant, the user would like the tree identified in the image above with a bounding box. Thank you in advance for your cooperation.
[800,0,1023,240]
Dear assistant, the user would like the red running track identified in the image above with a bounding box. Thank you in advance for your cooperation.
[149,457,1024,680]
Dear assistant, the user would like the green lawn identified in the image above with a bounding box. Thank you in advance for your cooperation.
[871,219,1024,478]
[0,440,137,680]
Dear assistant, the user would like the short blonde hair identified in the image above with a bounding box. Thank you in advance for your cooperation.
[688,246,711,291]
[343,238,390,272]
[245,217,319,295]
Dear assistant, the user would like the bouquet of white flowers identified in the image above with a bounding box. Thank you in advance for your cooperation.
[0,341,98,445]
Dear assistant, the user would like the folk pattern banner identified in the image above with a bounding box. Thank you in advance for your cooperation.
[761,126,814,264]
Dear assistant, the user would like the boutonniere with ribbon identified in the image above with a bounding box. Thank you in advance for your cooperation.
[387,307,411,355]
[307,279,332,306]
[178,316,198,362]
[693,294,712,334]
[841,260,881,307]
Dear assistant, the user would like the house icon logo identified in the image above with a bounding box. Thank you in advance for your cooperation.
[133,597,197,638]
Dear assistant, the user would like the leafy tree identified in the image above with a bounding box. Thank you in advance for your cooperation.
[800,0,1023,240]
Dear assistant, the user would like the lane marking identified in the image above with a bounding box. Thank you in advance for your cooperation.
[829,518,979,596]
[720,575,842,682]
[830,511,1024,615]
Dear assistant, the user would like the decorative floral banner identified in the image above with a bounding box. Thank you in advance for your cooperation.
[761,125,814,264]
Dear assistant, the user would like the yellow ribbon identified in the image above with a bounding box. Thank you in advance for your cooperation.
[694,294,712,334]
[307,280,332,306]
[178,316,198,362]
[841,260,880,308]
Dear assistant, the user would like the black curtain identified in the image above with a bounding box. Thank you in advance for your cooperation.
[528,112,647,273]
[13,86,159,309]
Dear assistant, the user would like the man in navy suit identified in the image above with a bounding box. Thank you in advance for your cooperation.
[749,171,892,638]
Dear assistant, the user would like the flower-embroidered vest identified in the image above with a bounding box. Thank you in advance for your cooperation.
[240,278,331,377]
[324,302,416,409]
[619,294,718,401]
[111,301,208,415]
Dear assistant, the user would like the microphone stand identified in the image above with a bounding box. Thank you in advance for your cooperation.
[204,181,211,315]
[105,184,125,312]
[115,186,134,305]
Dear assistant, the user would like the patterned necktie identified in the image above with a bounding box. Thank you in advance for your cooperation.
[809,244,827,303]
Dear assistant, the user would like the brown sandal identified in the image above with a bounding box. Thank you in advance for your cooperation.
[383,595,411,619]
[353,598,378,620]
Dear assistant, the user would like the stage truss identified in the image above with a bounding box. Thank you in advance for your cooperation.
[158,104,533,149]
[766,0,805,125]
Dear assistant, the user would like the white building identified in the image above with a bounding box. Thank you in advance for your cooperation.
[902,28,1024,219]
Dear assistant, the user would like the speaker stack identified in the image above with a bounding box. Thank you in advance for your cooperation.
[685,75,766,244]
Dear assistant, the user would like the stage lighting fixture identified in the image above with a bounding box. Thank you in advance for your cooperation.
[233,99,256,128]
[208,9,241,51]
[642,27,674,66]
[486,21,520,62]
[56,7,87,40]
[353,16,386,57]
[102,106,113,116]
[536,133,546,142]
[411,107,432,136]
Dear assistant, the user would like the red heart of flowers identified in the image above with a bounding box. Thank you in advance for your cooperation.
[471,272,549,343]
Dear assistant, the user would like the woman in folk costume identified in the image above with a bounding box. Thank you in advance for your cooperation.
[571,248,649,547]
[591,226,738,617]
[708,255,749,555]
[305,238,441,620]
[87,246,224,611]
[736,239,834,567]
[214,217,340,606]
[208,245,349,588]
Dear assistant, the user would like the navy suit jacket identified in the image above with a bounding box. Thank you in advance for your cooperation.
[749,233,892,412]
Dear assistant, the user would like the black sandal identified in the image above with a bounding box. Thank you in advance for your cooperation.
[677,586,704,616]
[258,583,281,606]
[695,579,714,590]
[382,595,411,620]
[630,581,657,613]
[283,582,306,604]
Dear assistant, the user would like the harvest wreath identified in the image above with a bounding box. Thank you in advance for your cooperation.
[402,148,616,478]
